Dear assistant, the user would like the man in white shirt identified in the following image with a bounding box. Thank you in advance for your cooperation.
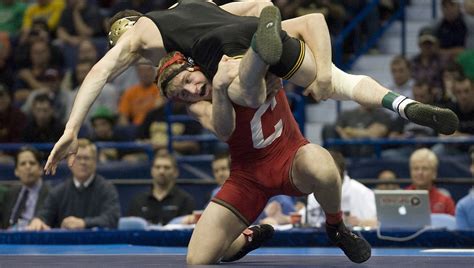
[302,151,377,228]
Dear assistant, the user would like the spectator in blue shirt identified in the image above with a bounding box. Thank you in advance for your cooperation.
[455,148,474,229]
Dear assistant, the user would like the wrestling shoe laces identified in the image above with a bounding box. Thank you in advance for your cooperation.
[254,6,283,65]
[221,224,275,262]
[326,222,372,263]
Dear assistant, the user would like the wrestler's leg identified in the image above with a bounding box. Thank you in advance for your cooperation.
[282,42,384,107]
[330,61,458,135]
[290,143,371,264]
[280,45,386,106]
[234,50,268,108]
[290,143,341,214]
[279,36,458,134]
[280,13,458,134]
[236,5,282,106]
[186,202,247,264]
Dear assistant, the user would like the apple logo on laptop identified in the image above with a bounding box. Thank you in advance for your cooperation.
[398,205,407,215]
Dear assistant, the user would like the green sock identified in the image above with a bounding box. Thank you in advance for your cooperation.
[381,91,400,112]
[382,91,416,119]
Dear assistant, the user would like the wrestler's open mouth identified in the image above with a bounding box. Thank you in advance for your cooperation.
[200,84,207,96]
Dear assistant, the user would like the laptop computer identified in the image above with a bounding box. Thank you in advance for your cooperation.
[374,190,431,229]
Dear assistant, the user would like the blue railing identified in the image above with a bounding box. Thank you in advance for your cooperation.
[0,0,444,162]
[334,0,439,69]
[0,142,156,160]
[334,0,408,71]
[432,0,438,19]
[1,136,472,162]
[324,136,474,159]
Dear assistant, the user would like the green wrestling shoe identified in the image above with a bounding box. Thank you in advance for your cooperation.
[404,102,459,135]
[254,6,283,65]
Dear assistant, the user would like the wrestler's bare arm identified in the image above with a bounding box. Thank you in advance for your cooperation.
[186,94,236,142]
[65,29,142,133]
[186,101,215,134]
[211,58,238,141]
[219,0,272,17]
[187,56,240,141]
[42,23,144,175]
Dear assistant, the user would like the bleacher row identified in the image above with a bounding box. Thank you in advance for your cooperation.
[0,141,473,215]
[0,0,473,225]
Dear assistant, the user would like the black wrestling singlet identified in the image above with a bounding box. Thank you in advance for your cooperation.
[145,0,302,80]
[145,0,258,79]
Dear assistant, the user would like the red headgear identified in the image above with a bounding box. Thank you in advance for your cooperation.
[155,52,199,98]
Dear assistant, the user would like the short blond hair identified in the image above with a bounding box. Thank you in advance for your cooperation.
[156,51,191,98]
[410,148,438,169]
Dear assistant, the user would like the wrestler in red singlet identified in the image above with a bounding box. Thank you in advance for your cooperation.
[213,89,309,225]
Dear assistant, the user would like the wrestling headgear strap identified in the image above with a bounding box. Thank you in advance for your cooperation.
[156,52,198,98]
[108,16,140,47]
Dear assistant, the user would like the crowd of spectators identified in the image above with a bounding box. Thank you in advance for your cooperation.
[0,0,212,164]
[1,143,472,230]
[0,0,473,232]
[0,0,471,161]
[323,0,474,160]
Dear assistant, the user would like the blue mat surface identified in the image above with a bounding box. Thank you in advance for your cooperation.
[1,245,474,256]
[0,245,473,268]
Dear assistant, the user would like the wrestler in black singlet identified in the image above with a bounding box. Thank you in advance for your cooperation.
[144,0,305,80]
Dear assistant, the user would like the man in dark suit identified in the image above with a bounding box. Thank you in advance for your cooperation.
[1,147,50,230]
[28,139,120,230]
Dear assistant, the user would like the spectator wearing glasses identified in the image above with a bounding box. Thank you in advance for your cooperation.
[27,139,120,230]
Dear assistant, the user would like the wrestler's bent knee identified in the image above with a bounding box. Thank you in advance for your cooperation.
[186,252,219,265]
